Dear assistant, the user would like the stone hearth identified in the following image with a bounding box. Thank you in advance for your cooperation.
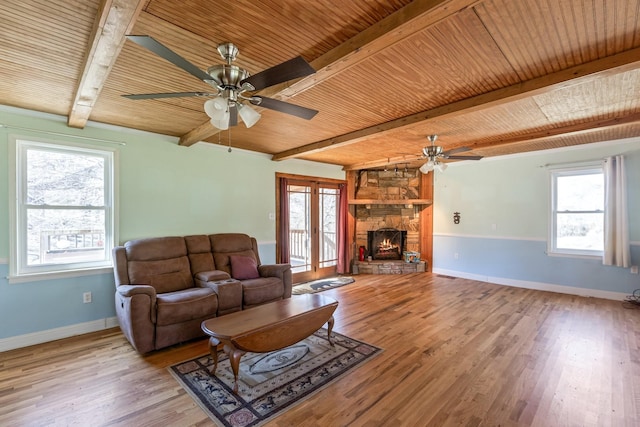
[352,259,427,275]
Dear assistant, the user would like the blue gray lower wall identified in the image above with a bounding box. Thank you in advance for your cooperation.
[433,234,640,299]
[0,262,119,351]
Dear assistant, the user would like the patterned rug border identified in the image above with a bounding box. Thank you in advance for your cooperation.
[291,276,355,295]
[168,329,382,427]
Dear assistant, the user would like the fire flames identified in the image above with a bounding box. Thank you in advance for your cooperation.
[378,238,397,251]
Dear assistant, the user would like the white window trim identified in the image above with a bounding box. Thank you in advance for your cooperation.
[547,162,603,258]
[8,135,119,281]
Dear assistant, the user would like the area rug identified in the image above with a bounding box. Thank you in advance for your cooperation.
[169,329,381,427]
[291,276,355,295]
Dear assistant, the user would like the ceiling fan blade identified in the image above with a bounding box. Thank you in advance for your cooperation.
[241,56,315,91]
[229,104,238,127]
[126,35,212,82]
[251,96,318,120]
[122,92,212,100]
[445,155,484,160]
[441,146,471,157]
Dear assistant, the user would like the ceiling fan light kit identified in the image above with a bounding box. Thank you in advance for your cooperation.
[237,103,261,128]
[122,36,318,131]
[204,97,228,120]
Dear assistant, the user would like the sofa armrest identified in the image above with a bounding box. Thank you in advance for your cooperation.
[259,263,292,298]
[116,285,157,320]
[198,279,242,315]
[114,284,157,353]
[258,263,289,278]
[116,284,156,299]
[195,270,231,282]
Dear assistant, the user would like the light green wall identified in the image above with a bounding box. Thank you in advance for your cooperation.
[432,136,640,296]
[0,105,344,342]
[434,138,640,241]
[0,106,345,254]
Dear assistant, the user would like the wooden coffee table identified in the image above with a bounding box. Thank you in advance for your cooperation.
[201,293,339,393]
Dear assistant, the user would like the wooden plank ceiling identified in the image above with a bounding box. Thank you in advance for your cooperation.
[1,0,639,171]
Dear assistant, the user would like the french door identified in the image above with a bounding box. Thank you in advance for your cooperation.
[277,175,343,283]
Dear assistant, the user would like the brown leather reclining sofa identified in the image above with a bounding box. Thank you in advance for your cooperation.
[112,233,292,354]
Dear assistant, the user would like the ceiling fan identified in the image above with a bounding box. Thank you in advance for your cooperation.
[122,35,319,130]
[418,135,483,174]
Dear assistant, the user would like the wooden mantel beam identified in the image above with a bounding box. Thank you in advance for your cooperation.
[178,0,482,147]
[273,47,640,162]
[68,0,146,128]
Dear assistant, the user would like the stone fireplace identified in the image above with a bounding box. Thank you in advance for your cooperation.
[367,228,406,260]
[349,168,431,275]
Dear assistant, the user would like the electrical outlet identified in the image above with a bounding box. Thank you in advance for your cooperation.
[631,266,639,275]
[83,292,92,303]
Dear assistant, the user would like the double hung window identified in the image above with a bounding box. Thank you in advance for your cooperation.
[11,137,116,278]
[548,164,604,257]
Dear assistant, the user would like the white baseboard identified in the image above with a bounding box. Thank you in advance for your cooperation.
[0,317,119,352]
[432,268,628,301]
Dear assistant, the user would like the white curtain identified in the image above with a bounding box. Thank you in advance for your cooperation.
[603,155,630,267]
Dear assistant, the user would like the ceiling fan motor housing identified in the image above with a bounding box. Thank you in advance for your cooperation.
[207,64,250,91]
[422,145,443,158]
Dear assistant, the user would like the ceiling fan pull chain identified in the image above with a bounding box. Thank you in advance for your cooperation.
[228,128,232,153]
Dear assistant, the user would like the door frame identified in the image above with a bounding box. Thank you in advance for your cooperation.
[276,173,346,283]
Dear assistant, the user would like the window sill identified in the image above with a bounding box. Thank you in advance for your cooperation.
[7,266,114,284]
[546,251,603,260]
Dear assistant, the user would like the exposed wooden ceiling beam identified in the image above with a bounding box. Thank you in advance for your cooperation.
[273,47,640,162]
[178,0,482,147]
[67,0,145,128]
[343,112,640,170]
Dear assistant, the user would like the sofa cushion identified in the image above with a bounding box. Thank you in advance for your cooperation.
[125,236,186,261]
[210,233,260,275]
[156,287,217,326]
[213,250,255,275]
[128,256,193,294]
[124,236,194,294]
[230,255,260,280]
[241,277,284,306]
[209,233,254,253]
[185,235,216,274]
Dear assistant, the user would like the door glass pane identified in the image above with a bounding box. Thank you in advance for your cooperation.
[319,188,338,268]
[288,185,311,273]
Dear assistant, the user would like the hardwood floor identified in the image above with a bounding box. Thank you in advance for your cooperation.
[1,273,639,426]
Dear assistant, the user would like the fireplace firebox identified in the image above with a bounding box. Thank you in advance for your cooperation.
[367,228,407,260]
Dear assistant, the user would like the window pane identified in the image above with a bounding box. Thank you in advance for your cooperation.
[556,212,603,251]
[27,149,105,206]
[319,188,338,267]
[288,185,311,273]
[556,173,603,211]
[26,209,106,265]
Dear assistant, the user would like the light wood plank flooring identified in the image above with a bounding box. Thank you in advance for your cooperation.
[1,273,639,426]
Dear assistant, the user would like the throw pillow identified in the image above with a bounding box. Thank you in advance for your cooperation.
[229,255,260,280]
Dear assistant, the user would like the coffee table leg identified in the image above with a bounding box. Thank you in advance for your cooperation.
[208,337,220,374]
[327,315,335,347]
[223,343,246,394]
